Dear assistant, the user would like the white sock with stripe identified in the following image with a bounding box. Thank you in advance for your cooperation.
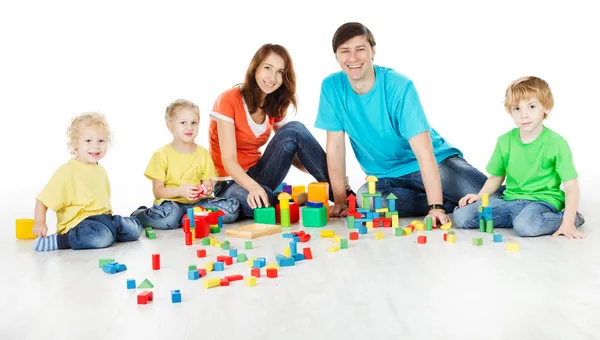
[32,235,59,252]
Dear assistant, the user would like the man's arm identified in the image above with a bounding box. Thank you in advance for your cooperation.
[327,130,348,217]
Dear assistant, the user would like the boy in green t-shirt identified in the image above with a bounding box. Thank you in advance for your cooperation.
[453,76,585,238]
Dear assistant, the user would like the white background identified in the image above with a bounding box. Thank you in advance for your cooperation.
[1,0,598,235]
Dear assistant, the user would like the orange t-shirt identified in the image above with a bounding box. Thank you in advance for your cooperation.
[209,87,287,179]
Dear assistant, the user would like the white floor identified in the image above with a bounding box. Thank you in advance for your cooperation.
[1,210,599,340]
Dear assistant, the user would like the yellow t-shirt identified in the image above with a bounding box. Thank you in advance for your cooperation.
[37,159,112,234]
[145,144,217,205]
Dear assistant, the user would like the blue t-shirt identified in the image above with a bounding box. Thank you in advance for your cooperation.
[315,65,461,178]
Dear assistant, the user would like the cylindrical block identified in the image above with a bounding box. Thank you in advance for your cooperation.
[425,217,432,230]
[185,232,192,246]
[280,208,290,227]
[152,254,160,270]
[479,219,486,232]
[486,220,494,234]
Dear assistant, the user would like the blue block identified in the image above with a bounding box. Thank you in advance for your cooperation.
[367,212,377,219]
[116,264,127,272]
[306,201,324,208]
[188,208,195,226]
[258,257,266,267]
[171,289,182,303]
[218,216,223,229]
[356,208,370,213]
[373,196,382,209]
[102,263,117,274]
[482,207,493,214]
[293,236,300,242]
[359,226,368,234]
[290,241,297,255]
[387,199,396,212]
[276,254,296,267]
[229,248,238,257]
[493,234,503,242]
[354,221,362,228]
[188,270,199,280]
[126,279,136,289]
[214,262,225,271]
[292,253,305,261]
[282,233,294,238]
[276,182,287,193]
[483,212,493,220]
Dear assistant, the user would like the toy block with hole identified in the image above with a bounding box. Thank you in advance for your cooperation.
[152,254,160,270]
[254,207,276,225]
[417,235,427,244]
[15,218,36,239]
[276,202,299,224]
[472,238,483,246]
[303,247,313,260]
[506,242,520,252]
[375,231,384,240]
[171,290,182,303]
[447,234,456,243]
[267,268,278,278]
[440,221,452,230]
[302,206,328,227]
[188,270,200,280]
[137,279,154,289]
[349,232,359,240]
[137,291,153,305]
[204,278,221,289]
[245,276,257,287]
[493,234,503,242]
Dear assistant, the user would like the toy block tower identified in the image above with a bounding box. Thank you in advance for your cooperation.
[346,194,357,214]
[479,193,494,233]
[302,182,329,228]
[347,175,394,231]
[278,192,292,228]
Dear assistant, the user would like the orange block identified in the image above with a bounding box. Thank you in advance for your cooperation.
[308,182,329,204]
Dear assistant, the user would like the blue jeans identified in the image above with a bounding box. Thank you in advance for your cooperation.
[131,197,240,230]
[214,121,338,218]
[356,155,493,215]
[452,197,585,237]
[68,214,142,250]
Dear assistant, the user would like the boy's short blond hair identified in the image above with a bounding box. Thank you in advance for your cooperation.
[67,112,111,155]
[504,76,554,113]
[165,99,200,121]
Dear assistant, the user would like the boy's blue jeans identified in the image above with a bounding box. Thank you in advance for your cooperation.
[453,197,585,237]
[356,155,492,215]
[131,197,240,230]
[213,121,339,218]
[67,214,142,250]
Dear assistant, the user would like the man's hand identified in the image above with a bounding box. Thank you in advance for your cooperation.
[330,203,348,217]
[427,208,449,227]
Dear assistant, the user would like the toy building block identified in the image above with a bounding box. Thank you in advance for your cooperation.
[221,240,230,250]
[188,265,197,271]
[366,221,373,229]
[214,242,222,248]
[283,184,292,194]
[137,279,154,289]
[292,253,305,261]
[229,248,238,257]
[254,207,276,225]
[443,233,448,241]
[245,276,257,287]
[237,254,248,262]
[266,268,278,278]
[15,218,36,239]
[137,291,153,305]
[257,257,266,267]
[276,254,296,267]
[366,175,378,194]
[291,185,306,203]
[440,221,452,230]
[278,192,292,209]
[481,193,489,207]
[194,249,206,258]
[280,208,291,228]
[447,235,456,243]
[349,232,359,240]
[205,261,214,272]
[392,215,399,228]
[402,227,413,235]
[302,247,313,260]
[284,247,291,258]
[373,196,383,210]
[333,236,341,244]
[194,215,210,239]
[306,201,324,208]
[185,232,192,245]
[210,226,221,234]
[147,230,156,239]
[245,241,253,249]
[493,234,503,242]
[412,220,425,231]
[198,268,207,278]
[359,225,368,234]
[386,193,398,212]
[283,233,294,238]
[266,263,280,270]
[299,233,311,242]
[214,262,225,271]
[375,231,384,240]
[289,241,298,255]
[347,215,355,229]
[201,237,211,246]
[448,231,455,235]
[320,230,335,238]
[276,182,286,192]
[302,206,328,227]
[171,290,182,303]
[479,219,486,232]
[381,219,392,228]
[472,238,483,246]
[417,235,427,244]
[152,254,160,270]
[102,263,118,274]
[99,258,115,268]
[308,182,329,203]
[486,220,494,234]
[126,279,136,289]
[251,268,261,278]
[204,278,221,289]
[220,278,230,287]
[328,246,340,252]
[188,270,200,280]
[506,242,520,252]
[340,239,349,249]
[276,202,300,224]
[375,208,388,214]
[187,208,195,227]
[425,217,433,231]
[217,255,234,265]
[346,194,358,214]
[225,274,243,281]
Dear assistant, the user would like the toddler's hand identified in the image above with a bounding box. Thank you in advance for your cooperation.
[459,194,480,207]
[32,221,48,237]
[180,184,200,201]
[552,222,584,239]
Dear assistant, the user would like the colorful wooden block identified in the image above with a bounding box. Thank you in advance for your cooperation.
[137,291,153,305]
[99,258,115,268]
[308,182,329,203]
[237,253,248,262]
[254,207,276,225]
[375,231,384,240]
[203,278,221,289]
[472,238,483,246]
[197,249,206,258]
[245,241,253,249]
[320,230,335,238]
[15,218,36,239]
[245,276,257,287]
[328,246,340,252]
[447,234,456,243]
[493,234,503,242]
[266,268,278,278]
[171,289,181,303]
[188,270,200,280]
[302,206,328,227]
[417,235,427,244]
[126,279,136,289]
[340,239,349,249]
[152,254,160,270]
[506,242,520,252]
[425,217,433,231]
[349,232,359,240]
[302,247,313,260]
[251,268,261,278]
[214,262,224,271]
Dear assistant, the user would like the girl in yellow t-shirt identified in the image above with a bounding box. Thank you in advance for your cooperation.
[32,112,143,251]
[131,99,240,229]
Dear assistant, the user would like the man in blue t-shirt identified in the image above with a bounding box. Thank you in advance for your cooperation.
[315,22,488,225]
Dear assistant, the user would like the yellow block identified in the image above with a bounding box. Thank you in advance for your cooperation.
[412,220,424,230]
[375,231,384,240]
[15,218,36,239]
[266,263,280,270]
[203,278,220,289]
[392,215,399,228]
[482,193,489,207]
[204,262,214,272]
[447,234,456,243]
[214,242,221,248]
[320,230,335,238]
[366,221,373,229]
[210,237,217,246]
[280,200,290,209]
[328,246,340,252]
[506,242,520,252]
[308,182,329,203]
[440,221,452,230]
[375,208,388,213]
[246,276,257,286]
[333,236,341,244]
[247,257,258,268]
[292,185,306,194]
[284,247,291,258]
[403,227,413,235]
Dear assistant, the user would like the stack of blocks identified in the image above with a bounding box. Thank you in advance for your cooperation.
[181,206,225,246]
[347,176,399,232]
[301,182,329,228]
[478,193,494,234]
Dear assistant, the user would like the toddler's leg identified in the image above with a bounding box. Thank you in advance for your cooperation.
[33,214,117,251]
[452,198,517,229]
[112,215,143,242]
[194,197,241,224]
[512,201,585,237]
[130,201,185,229]
[214,181,273,219]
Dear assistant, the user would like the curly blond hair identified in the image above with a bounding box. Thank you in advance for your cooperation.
[165,99,200,121]
[67,112,111,155]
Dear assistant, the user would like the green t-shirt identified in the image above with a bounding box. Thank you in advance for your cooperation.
[486,126,578,211]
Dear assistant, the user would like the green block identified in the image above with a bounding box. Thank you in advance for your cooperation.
[478,205,483,213]
[425,216,432,231]
[479,219,486,232]
[472,238,483,246]
[145,227,152,232]
[210,226,221,234]
[362,197,371,210]
[201,237,211,245]
[280,208,291,228]
[137,278,154,289]
[395,228,403,236]
[146,231,156,239]
[245,241,253,250]
[188,265,197,271]
[486,220,494,234]
[340,239,348,249]
[302,206,328,227]
[448,231,456,235]
[99,258,115,268]
[254,207,276,224]
[237,253,248,262]
[207,207,218,212]
[347,215,355,229]
[385,211,399,218]
[221,241,230,250]
[361,193,382,197]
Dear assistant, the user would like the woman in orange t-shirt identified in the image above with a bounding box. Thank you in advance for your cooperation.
[209,43,350,218]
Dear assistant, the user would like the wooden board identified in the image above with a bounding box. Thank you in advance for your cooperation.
[225,223,281,239]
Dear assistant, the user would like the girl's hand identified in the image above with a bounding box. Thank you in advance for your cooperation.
[179,184,200,201]
[32,221,48,237]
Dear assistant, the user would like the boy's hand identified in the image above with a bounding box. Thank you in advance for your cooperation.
[330,202,348,217]
[552,222,584,239]
[179,184,200,201]
[32,221,48,237]
[459,194,480,207]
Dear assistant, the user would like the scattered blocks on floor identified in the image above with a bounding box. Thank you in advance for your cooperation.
[359,226,368,234]
[506,242,520,252]
[171,289,181,303]
[188,270,200,280]
[254,207,276,224]
[220,278,230,286]
[137,279,154,289]
[395,227,403,236]
[225,274,243,281]
[197,249,206,258]
[102,262,127,274]
[245,241,253,250]
[213,262,225,271]
[447,234,456,243]
[245,276,257,287]
[188,265,197,271]
[152,254,160,270]
[349,232,359,240]
[302,206,328,227]
[493,234,503,242]
[266,268,278,278]
[302,247,313,260]
[340,239,349,249]
[137,291,153,305]
[320,230,335,238]
[417,235,427,244]
[403,227,413,235]
[126,279,136,289]
[375,231,384,240]
[328,246,340,252]
[251,268,261,278]
[15,218,36,239]
[237,253,248,262]
[276,254,296,267]
[203,278,221,289]
[472,238,483,246]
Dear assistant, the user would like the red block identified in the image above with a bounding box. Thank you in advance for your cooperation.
[443,233,448,241]
[299,234,311,242]
[185,232,192,246]
[276,202,300,224]
[220,278,230,286]
[182,217,191,233]
[417,235,427,244]
[291,230,306,236]
[197,249,206,258]
[137,291,153,304]
[152,254,160,270]
[407,224,415,232]
[197,268,207,277]
[380,218,392,228]
[266,268,278,278]
[217,255,233,265]
[251,268,261,278]
[303,247,313,260]
[225,274,243,281]
[208,211,219,225]
[194,215,210,239]
[349,232,359,240]
[372,218,382,228]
